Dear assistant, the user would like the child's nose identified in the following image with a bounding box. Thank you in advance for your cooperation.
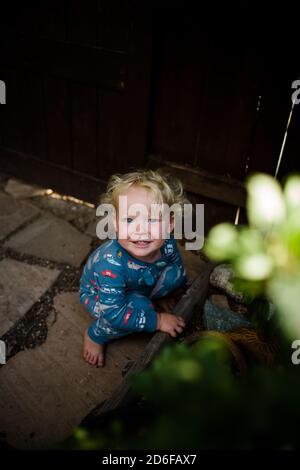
[135,218,149,234]
[135,225,148,236]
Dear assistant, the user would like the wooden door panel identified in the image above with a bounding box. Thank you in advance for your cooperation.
[0,0,151,201]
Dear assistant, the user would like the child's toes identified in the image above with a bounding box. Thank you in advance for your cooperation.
[83,349,89,361]
[83,350,89,361]
[89,354,97,365]
[85,351,91,363]
[85,351,92,363]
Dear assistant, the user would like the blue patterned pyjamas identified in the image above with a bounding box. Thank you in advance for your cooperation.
[79,236,187,345]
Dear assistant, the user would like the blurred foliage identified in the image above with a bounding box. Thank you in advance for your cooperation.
[64,173,300,450]
[63,338,300,449]
[205,173,300,339]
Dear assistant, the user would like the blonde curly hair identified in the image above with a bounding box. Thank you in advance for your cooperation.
[99,168,190,214]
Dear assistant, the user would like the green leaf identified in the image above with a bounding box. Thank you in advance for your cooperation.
[234,253,274,280]
[204,223,239,260]
[284,175,300,212]
[268,273,300,339]
[247,174,285,228]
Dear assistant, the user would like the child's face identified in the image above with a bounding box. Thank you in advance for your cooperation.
[113,185,174,261]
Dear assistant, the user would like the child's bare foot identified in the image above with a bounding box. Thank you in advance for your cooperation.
[83,329,105,367]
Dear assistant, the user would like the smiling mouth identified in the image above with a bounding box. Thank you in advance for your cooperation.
[131,240,152,248]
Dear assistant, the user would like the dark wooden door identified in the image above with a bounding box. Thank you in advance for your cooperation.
[146,3,300,230]
[148,4,300,182]
[0,0,152,203]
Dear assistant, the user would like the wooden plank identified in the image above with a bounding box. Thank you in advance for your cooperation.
[0,68,24,153]
[0,1,152,195]
[97,0,131,52]
[124,4,152,169]
[192,44,259,180]
[44,76,71,167]
[248,75,292,176]
[22,71,47,160]
[0,32,127,92]
[67,0,97,46]
[246,29,300,177]
[82,262,215,424]
[0,1,67,39]
[70,83,98,175]
[96,6,152,179]
[96,90,128,180]
[148,156,246,208]
[149,6,259,180]
[197,194,245,234]
[149,9,208,168]
[0,147,106,205]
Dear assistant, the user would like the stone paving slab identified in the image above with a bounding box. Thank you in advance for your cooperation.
[0,259,60,337]
[4,178,50,199]
[0,191,40,241]
[85,218,97,237]
[4,213,92,267]
[31,193,97,233]
[0,292,151,449]
[4,178,97,234]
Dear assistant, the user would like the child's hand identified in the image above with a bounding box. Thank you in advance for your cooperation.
[156,313,186,337]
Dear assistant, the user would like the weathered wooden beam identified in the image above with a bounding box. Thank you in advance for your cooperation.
[147,155,246,208]
[82,262,215,425]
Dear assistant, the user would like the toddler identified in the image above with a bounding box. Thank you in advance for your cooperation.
[79,169,189,367]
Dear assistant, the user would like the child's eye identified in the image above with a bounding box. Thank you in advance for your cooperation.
[126,217,134,223]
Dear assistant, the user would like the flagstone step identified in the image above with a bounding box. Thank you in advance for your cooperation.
[0,292,151,449]
[0,258,60,337]
[4,213,92,267]
[0,191,40,241]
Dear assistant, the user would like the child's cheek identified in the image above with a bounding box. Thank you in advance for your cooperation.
[118,222,129,239]
[150,222,164,240]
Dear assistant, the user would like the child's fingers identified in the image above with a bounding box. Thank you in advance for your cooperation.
[175,325,183,334]
[167,326,178,337]
[168,325,182,336]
